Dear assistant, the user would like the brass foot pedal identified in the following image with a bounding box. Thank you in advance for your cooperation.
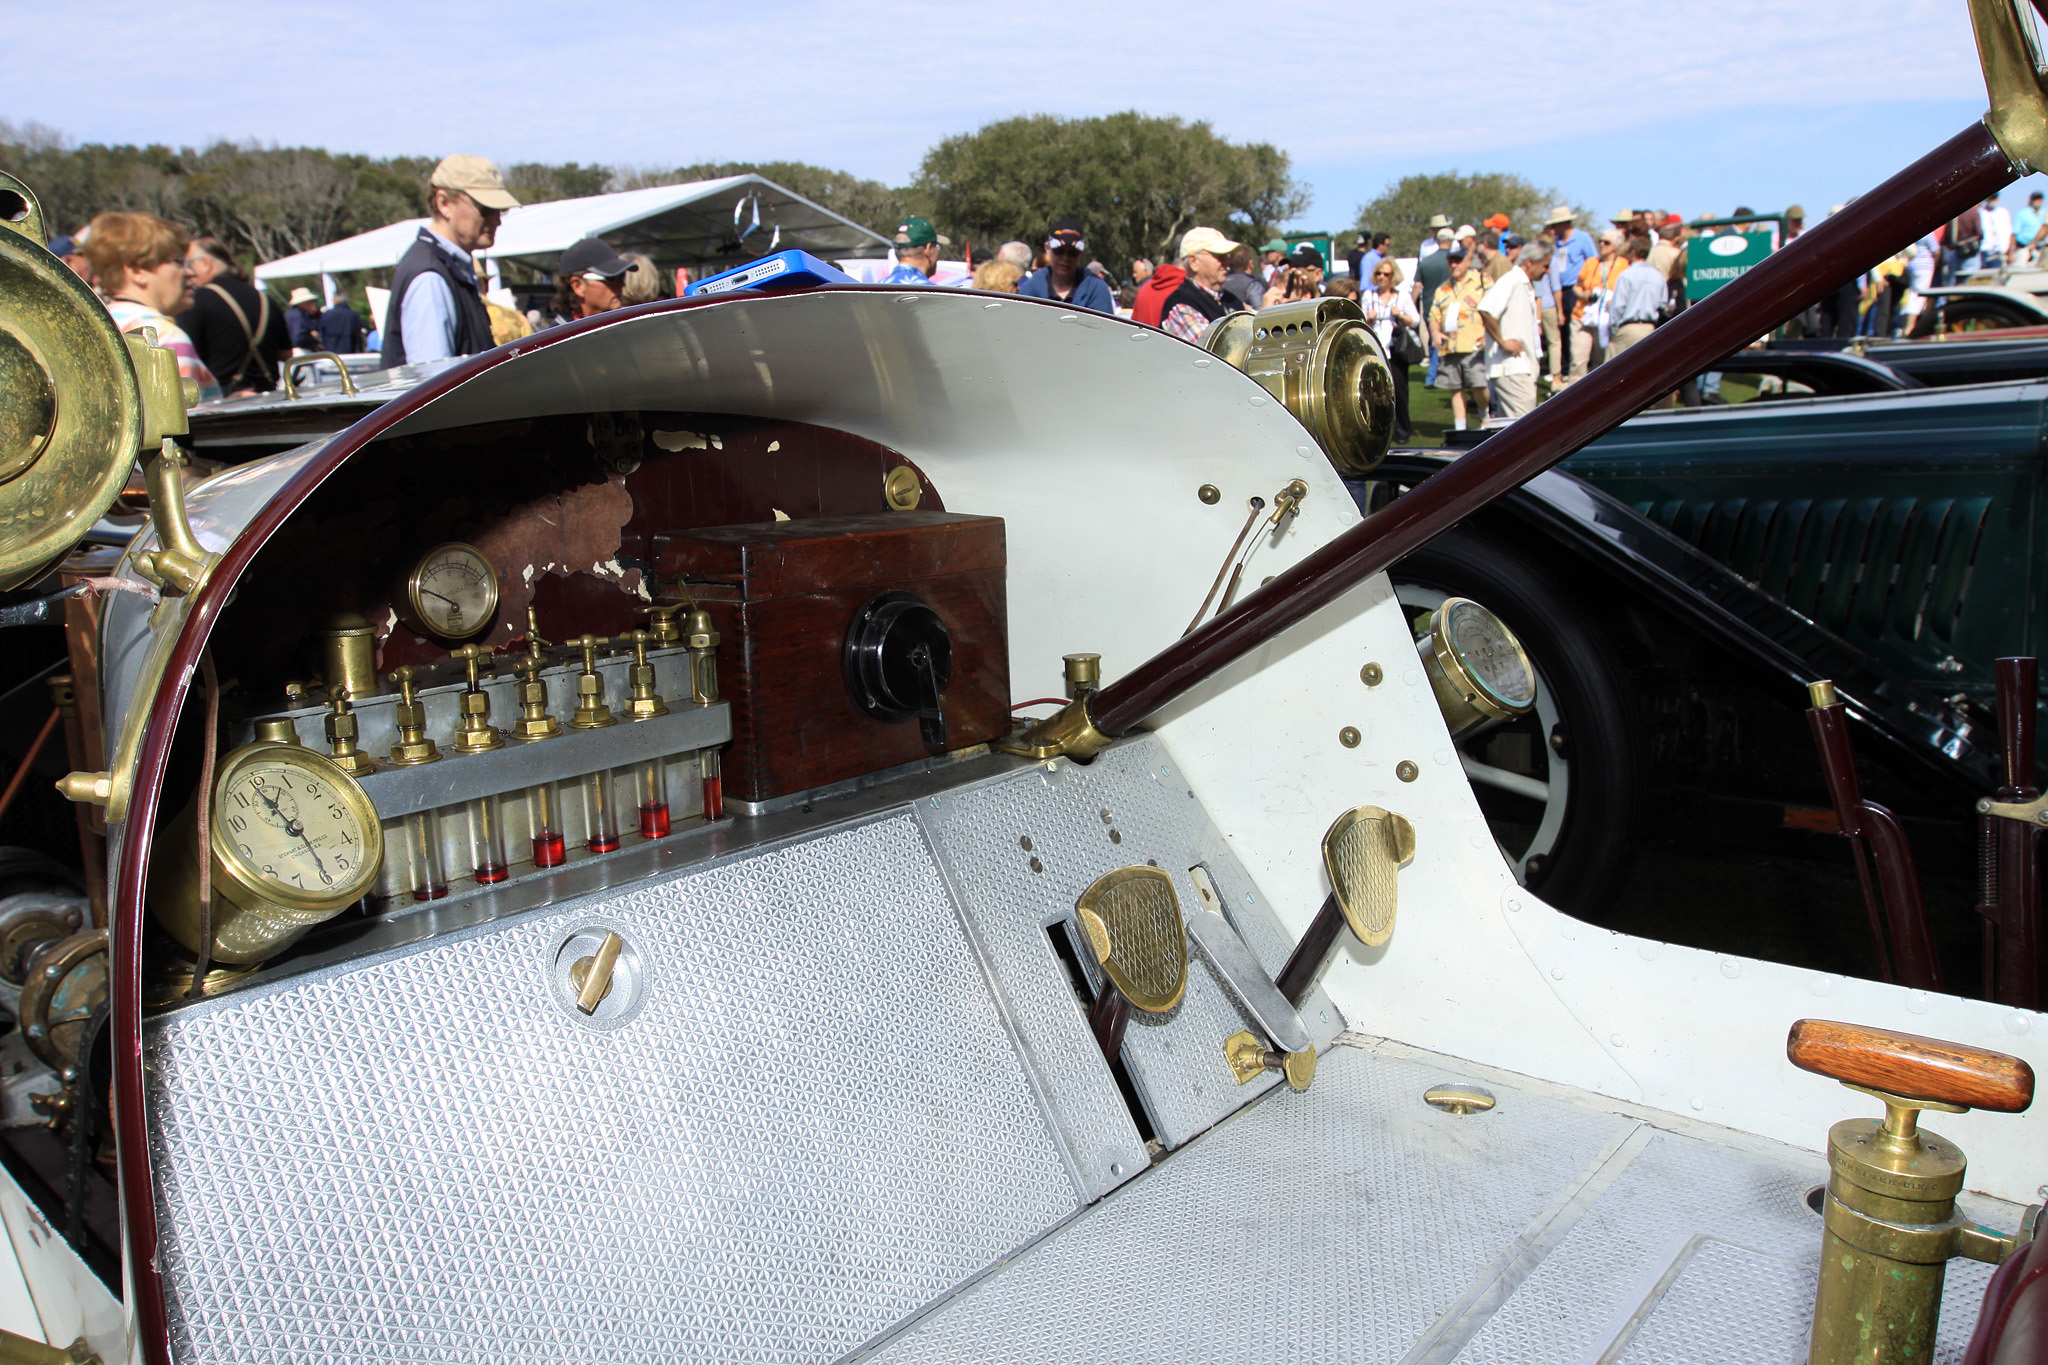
[1073,867,1188,1062]
[1274,805,1415,1007]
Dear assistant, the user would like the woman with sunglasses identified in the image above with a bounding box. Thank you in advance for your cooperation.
[1360,259,1419,443]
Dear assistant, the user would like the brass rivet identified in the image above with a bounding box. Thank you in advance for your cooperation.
[1029,856,1044,873]
[1198,484,1221,504]
[1360,663,1383,687]
[884,465,923,511]
[1396,760,1419,782]
[1099,809,1112,824]
[1109,829,1122,844]
[1339,727,1361,748]
[1020,835,1033,851]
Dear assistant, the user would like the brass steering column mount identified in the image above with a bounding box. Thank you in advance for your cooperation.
[1788,1018,2039,1365]
[996,692,1112,763]
[1971,0,2048,176]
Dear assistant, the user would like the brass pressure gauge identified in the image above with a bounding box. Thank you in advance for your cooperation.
[1416,597,1536,739]
[403,541,499,641]
[178,741,384,963]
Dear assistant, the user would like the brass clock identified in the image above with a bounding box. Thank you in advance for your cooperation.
[201,740,384,963]
[403,541,500,641]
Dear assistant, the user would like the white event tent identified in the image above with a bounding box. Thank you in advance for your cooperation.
[254,175,892,283]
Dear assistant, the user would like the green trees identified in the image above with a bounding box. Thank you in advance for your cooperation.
[1354,171,1574,253]
[915,112,1307,273]
[3,114,1311,281]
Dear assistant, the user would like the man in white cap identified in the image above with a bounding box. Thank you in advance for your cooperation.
[380,154,520,367]
[1542,206,1595,391]
[1158,227,1242,342]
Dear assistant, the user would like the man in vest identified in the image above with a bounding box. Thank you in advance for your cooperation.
[1158,227,1241,342]
[381,155,520,368]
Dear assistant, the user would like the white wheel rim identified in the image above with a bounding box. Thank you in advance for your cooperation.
[1394,584,1570,885]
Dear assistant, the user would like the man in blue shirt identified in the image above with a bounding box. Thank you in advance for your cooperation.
[2016,191,2046,265]
[381,155,520,367]
[885,216,949,285]
[1016,217,1115,314]
[1542,207,1597,390]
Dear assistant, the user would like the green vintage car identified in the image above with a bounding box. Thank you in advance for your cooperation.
[1564,376,2047,701]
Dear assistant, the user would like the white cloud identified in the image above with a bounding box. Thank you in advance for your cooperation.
[0,0,1992,191]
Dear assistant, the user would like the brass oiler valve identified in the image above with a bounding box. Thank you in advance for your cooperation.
[507,657,562,743]
[685,608,721,705]
[1789,1019,2037,1365]
[386,666,441,766]
[324,689,376,776]
[640,600,688,647]
[565,635,617,729]
[621,629,669,721]
[447,644,504,754]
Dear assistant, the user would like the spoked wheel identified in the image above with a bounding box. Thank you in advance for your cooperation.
[1392,528,1641,918]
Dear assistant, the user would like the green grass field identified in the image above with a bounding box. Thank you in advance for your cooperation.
[1398,370,1746,448]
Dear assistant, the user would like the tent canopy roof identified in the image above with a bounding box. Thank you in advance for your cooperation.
[255,175,892,280]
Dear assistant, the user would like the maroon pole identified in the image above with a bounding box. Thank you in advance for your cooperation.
[1086,123,2015,739]
[1990,657,2041,1009]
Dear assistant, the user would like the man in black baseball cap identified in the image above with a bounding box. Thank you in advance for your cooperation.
[548,237,640,326]
[1016,216,1114,314]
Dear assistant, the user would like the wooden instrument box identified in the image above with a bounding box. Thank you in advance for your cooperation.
[654,513,1009,804]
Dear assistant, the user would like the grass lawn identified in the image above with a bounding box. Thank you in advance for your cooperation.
[1398,369,1748,448]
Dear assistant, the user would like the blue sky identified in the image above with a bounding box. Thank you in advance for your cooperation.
[6,0,2032,235]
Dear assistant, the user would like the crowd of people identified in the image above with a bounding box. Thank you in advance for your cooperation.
[41,145,2034,435]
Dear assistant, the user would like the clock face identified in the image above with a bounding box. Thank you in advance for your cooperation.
[214,750,379,909]
[407,542,499,641]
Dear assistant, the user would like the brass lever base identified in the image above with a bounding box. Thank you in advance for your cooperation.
[1223,1029,1316,1093]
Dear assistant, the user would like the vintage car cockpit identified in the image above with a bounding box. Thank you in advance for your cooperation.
[4,7,2048,1355]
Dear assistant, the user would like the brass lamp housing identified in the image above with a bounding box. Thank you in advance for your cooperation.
[0,171,185,589]
[1201,298,1397,475]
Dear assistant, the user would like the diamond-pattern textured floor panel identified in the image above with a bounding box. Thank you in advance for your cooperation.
[863,1045,1630,1364]
[921,739,1338,1177]
[1459,1127,1996,1365]
[145,814,1080,1365]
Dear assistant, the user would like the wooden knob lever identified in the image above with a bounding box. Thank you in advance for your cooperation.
[1787,1018,2034,1113]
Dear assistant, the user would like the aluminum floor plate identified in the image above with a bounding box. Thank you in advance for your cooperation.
[863,1039,2004,1364]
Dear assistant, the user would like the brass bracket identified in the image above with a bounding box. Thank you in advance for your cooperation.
[1971,0,2048,174]
[0,1329,100,1365]
[129,440,216,598]
[1223,1029,1317,1093]
[994,695,1111,761]
[280,351,359,400]
[1977,792,2048,825]
[1820,1185,2020,1267]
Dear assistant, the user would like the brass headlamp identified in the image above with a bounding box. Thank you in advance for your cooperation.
[1201,297,1398,475]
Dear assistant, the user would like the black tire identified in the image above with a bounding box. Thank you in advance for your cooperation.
[1392,527,1641,919]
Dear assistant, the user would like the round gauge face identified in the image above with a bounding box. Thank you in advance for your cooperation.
[1444,600,1536,710]
[407,542,499,641]
[213,746,381,912]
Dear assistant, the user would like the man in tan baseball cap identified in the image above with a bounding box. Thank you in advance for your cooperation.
[1156,227,1243,341]
[380,154,522,367]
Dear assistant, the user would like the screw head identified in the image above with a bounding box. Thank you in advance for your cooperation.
[1396,760,1420,782]
[1360,663,1383,687]
[1198,484,1221,504]
[1339,726,1362,748]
